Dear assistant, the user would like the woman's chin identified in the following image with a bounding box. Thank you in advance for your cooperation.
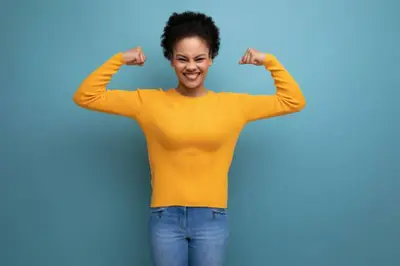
[181,81,203,90]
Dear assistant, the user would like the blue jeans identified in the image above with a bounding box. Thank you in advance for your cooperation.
[148,206,229,266]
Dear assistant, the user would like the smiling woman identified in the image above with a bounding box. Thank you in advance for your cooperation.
[172,37,212,96]
[160,11,219,97]
[72,10,306,266]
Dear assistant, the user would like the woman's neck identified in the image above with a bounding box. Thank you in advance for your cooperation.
[176,83,208,97]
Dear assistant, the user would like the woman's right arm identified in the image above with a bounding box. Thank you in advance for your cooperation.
[73,47,146,119]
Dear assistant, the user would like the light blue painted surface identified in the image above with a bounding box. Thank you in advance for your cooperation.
[1,0,399,265]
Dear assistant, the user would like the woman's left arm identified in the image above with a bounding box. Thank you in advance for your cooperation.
[237,48,306,122]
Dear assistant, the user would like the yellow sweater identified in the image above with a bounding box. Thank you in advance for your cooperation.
[73,52,306,208]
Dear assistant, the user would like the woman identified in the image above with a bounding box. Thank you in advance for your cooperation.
[73,11,306,266]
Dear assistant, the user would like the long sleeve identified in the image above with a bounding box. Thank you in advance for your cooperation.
[73,53,145,119]
[239,54,306,122]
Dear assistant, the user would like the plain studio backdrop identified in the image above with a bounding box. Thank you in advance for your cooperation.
[1,0,399,265]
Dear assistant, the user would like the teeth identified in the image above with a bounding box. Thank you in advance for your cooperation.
[184,73,200,81]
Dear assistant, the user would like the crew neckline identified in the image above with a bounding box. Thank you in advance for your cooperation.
[169,88,213,100]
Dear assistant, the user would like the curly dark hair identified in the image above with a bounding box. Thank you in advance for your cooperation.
[160,11,220,60]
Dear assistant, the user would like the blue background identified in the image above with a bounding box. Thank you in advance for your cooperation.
[1,0,399,265]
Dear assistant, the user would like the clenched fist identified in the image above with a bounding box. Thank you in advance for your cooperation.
[122,46,146,66]
[239,48,267,66]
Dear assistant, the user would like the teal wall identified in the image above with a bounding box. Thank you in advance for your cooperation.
[2,0,399,265]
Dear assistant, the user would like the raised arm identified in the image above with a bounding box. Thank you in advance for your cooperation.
[237,48,306,122]
[73,47,148,119]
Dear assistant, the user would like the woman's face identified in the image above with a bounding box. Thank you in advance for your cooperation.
[171,37,212,92]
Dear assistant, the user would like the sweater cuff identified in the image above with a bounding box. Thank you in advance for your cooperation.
[262,54,277,68]
[114,52,125,65]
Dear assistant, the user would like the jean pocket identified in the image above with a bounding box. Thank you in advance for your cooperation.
[149,207,167,213]
[211,208,228,215]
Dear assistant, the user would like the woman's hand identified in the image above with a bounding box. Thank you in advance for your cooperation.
[239,48,267,66]
[122,46,146,66]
